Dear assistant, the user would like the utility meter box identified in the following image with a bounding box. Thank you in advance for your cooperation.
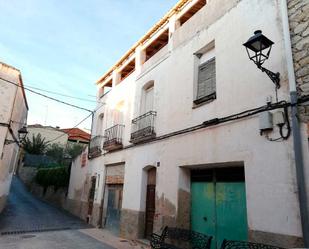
[259,111,273,131]
[273,111,285,126]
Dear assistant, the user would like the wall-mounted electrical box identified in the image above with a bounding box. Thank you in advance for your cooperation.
[259,112,273,132]
[273,111,285,126]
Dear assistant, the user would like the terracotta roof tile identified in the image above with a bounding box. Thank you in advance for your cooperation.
[61,128,90,142]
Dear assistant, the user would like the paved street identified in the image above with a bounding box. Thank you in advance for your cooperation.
[0,177,90,234]
[0,230,115,249]
[0,177,115,248]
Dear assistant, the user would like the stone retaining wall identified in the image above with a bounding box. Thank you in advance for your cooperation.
[288,0,309,121]
[18,166,37,188]
[30,183,67,208]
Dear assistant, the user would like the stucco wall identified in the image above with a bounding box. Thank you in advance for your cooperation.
[68,0,309,246]
[0,63,28,213]
[67,148,105,226]
[26,126,68,146]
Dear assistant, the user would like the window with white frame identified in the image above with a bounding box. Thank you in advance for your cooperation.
[194,45,216,105]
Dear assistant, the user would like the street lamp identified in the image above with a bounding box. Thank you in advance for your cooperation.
[4,126,28,145]
[243,30,280,89]
[18,126,28,142]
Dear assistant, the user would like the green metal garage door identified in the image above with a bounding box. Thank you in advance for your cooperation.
[191,167,248,249]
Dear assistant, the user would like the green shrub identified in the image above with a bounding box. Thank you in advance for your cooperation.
[35,166,70,194]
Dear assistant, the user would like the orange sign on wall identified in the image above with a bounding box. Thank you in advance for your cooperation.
[81,153,87,167]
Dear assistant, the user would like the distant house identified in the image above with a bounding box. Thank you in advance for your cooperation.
[26,124,68,146]
[0,62,28,213]
[61,128,90,145]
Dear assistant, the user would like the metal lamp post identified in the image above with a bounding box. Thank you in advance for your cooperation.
[243,30,280,89]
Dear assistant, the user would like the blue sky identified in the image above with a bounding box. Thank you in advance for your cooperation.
[0,0,178,131]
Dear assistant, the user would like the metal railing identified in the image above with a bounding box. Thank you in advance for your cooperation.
[89,135,104,157]
[131,111,156,143]
[103,124,125,150]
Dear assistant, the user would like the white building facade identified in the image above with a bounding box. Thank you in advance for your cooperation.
[67,0,309,247]
[0,62,28,212]
[26,125,69,146]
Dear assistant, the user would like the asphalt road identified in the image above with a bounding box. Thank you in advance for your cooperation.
[0,230,115,249]
[0,177,114,249]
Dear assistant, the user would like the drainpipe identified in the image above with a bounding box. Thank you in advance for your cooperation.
[281,0,309,246]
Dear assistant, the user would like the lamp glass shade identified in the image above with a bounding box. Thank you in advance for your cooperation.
[18,126,28,141]
[18,127,28,135]
[243,30,274,53]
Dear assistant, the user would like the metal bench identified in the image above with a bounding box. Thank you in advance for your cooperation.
[151,226,212,249]
[220,239,286,249]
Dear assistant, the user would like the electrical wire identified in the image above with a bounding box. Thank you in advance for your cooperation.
[278,105,291,140]
[0,76,93,113]
[298,94,309,104]
[24,84,98,103]
[45,101,106,144]
[101,100,292,154]
[46,112,93,144]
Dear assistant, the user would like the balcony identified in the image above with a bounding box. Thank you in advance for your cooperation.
[103,124,125,151]
[130,111,156,144]
[89,135,103,158]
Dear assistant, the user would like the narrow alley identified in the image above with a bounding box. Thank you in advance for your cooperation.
[0,177,89,234]
[0,177,114,249]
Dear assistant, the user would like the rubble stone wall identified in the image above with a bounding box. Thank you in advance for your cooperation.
[287,0,309,121]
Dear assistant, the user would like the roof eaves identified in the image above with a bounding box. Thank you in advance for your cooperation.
[96,0,191,85]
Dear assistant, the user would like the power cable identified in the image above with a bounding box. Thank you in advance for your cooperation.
[24,84,98,103]
[101,100,292,154]
[46,112,93,144]
[45,101,106,144]
[0,76,93,113]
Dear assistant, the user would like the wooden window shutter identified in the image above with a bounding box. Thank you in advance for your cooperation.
[196,58,216,103]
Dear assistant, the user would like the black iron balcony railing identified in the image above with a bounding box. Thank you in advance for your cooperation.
[103,124,125,151]
[130,111,156,144]
[89,135,104,158]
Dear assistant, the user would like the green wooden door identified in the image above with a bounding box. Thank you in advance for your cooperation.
[191,169,248,249]
[215,182,248,248]
[191,182,216,236]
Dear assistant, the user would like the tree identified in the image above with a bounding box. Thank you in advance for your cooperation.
[22,133,48,155]
[66,143,85,159]
[45,144,65,164]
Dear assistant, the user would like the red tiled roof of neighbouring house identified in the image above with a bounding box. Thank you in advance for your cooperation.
[61,128,91,143]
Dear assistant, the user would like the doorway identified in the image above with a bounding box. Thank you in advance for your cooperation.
[87,176,96,221]
[191,167,248,249]
[105,184,123,235]
[144,167,156,239]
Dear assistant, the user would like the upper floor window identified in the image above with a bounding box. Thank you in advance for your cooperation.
[141,81,154,114]
[145,29,169,61]
[194,45,216,105]
[99,79,112,98]
[113,101,125,125]
[120,59,135,82]
[96,113,104,136]
[178,0,206,26]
